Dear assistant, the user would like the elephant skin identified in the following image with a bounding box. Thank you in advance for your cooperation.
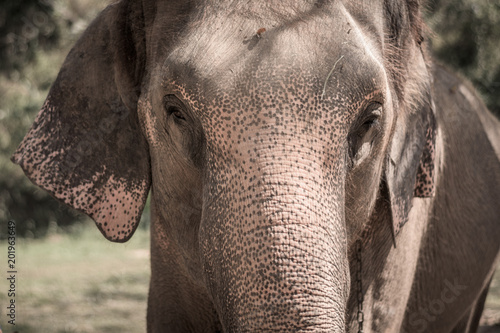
[11,0,500,332]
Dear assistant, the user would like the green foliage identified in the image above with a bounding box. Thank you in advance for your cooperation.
[0,222,149,332]
[426,0,500,115]
[0,0,60,73]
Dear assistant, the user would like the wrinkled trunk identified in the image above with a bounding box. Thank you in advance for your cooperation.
[200,141,350,331]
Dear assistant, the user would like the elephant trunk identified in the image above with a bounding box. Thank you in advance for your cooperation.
[200,150,350,331]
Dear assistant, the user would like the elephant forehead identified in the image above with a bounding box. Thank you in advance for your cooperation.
[164,36,386,129]
[162,0,386,93]
[157,1,390,146]
[170,65,345,138]
[167,57,385,144]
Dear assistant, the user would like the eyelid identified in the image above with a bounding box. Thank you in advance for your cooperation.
[164,94,188,121]
[167,106,186,120]
[163,94,184,109]
[365,102,383,115]
[357,103,383,128]
[364,108,381,126]
[370,105,382,117]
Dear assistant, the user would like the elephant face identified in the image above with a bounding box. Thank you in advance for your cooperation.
[12,0,435,331]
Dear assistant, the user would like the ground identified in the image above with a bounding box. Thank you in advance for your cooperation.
[0,221,498,332]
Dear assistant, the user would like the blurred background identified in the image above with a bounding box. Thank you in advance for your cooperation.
[0,0,498,332]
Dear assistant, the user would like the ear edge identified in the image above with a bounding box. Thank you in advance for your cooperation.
[11,0,151,242]
[11,149,151,242]
[384,98,437,237]
[413,107,436,198]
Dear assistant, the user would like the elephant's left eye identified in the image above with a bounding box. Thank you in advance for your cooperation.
[357,115,380,139]
[348,104,382,167]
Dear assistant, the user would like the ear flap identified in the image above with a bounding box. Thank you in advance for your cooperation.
[413,110,436,198]
[11,1,150,242]
[385,97,436,237]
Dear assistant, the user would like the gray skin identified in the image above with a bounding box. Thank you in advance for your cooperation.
[11,0,500,332]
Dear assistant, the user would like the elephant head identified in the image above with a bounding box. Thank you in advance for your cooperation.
[13,0,436,331]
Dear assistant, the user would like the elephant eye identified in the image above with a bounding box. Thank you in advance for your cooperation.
[357,116,379,138]
[348,104,382,167]
[164,95,187,122]
[167,106,186,121]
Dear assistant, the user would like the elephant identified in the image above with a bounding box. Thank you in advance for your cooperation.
[11,0,500,332]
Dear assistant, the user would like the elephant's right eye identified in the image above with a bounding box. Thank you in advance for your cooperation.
[164,94,188,123]
[167,106,186,121]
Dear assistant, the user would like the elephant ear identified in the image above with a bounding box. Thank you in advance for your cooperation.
[385,96,436,237]
[11,0,150,242]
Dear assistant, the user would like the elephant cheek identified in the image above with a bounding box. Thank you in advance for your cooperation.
[199,178,350,331]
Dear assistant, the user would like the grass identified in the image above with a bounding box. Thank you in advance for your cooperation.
[0,220,150,333]
[0,222,498,332]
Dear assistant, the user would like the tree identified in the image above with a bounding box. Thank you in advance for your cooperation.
[0,0,60,73]
[426,0,500,115]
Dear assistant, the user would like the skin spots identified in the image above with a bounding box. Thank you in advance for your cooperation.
[154,11,397,327]
[12,1,499,332]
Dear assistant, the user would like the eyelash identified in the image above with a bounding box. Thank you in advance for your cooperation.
[164,94,188,122]
[357,106,382,132]
[346,104,383,167]
[166,106,186,121]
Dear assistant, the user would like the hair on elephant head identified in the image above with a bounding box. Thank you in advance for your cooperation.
[13,0,499,332]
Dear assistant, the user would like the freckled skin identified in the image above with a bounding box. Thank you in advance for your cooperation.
[11,0,500,332]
